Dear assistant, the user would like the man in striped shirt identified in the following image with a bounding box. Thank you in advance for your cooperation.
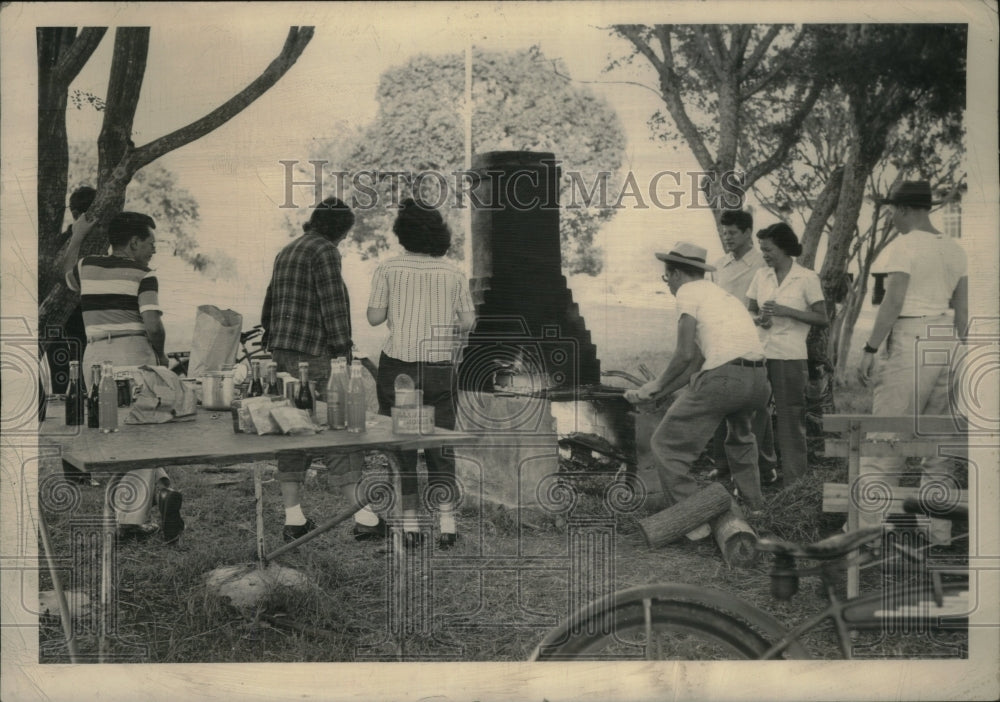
[62,210,184,544]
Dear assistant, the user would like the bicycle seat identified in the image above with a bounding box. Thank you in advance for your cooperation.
[756,526,889,560]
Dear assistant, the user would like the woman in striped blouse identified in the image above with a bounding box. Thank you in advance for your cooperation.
[367,199,476,549]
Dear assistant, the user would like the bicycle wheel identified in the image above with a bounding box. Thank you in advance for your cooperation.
[530,583,811,661]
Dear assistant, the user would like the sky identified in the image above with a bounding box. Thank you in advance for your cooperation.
[54,6,735,353]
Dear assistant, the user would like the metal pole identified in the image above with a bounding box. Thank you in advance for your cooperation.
[38,510,79,663]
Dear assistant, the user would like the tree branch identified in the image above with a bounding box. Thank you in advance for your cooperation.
[743,79,825,187]
[731,25,755,70]
[53,27,107,85]
[739,24,786,83]
[614,24,664,73]
[130,27,314,171]
[693,26,727,81]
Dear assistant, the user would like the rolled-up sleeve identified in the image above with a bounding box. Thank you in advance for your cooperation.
[137,272,161,313]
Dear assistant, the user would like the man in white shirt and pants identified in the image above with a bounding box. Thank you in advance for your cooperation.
[625,243,771,514]
[857,181,968,545]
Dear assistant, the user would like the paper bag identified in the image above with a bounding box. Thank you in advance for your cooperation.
[125,366,198,424]
[188,305,242,378]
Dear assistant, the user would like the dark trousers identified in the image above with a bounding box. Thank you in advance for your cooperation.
[752,359,809,483]
[376,352,458,510]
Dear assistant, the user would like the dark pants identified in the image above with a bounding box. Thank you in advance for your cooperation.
[752,359,809,483]
[376,352,458,511]
[650,363,771,509]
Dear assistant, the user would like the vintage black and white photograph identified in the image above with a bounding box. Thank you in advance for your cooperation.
[2,2,998,700]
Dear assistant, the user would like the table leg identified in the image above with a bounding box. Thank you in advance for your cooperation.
[38,508,79,663]
[100,473,124,663]
[254,466,265,565]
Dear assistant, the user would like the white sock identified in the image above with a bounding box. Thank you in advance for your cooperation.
[285,504,307,526]
[402,509,419,533]
[353,505,380,526]
[439,504,456,534]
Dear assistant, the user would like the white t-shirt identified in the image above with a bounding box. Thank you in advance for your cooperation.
[674,279,765,371]
[871,230,967,317]
[746,262,825,360]
[710,247,767,305]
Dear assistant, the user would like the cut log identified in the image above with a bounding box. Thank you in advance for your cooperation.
[638,482,731,549]
[711,507,758,568]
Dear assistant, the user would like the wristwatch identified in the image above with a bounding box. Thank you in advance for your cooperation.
[863,342,878,354]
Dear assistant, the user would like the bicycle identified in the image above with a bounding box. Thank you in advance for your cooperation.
[529,498,970,660]
[168,326,380,386]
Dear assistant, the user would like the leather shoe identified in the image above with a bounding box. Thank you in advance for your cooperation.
[352,518,388,541]
[283,518,317,543]
[403,531,424,548]
[117,523,159,543]
[438,533,458,550]
[157,487,184,545]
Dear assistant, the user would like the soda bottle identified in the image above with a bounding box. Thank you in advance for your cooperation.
[87,364,102,429]
[64,360,84,425]
[326,358,348,429]
[295,361,314,415]
[98,360,119,433]
[346,360,367,434]
[264,362,280,396]
[248,360,264,398]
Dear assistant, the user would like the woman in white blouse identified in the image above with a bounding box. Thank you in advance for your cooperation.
[746,223,828,484]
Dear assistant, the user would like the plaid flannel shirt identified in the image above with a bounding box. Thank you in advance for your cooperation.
[261,233,352,357]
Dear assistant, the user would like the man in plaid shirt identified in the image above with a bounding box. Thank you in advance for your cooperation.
[262,197,384,542]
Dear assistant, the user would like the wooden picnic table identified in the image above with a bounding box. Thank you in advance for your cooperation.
[39,402,480,661]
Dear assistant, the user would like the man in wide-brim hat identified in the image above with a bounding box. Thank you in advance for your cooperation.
[857,180,968,545]
[624,242,772,526]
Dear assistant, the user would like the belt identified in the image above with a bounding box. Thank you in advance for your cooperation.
[728,358,766,368]
[87,331,147,343]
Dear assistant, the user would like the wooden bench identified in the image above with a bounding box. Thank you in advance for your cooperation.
[822,414,968,597]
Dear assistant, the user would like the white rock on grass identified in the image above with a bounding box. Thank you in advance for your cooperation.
[204,564,312,609]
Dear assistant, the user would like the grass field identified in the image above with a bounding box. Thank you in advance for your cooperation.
[37,309,968,663]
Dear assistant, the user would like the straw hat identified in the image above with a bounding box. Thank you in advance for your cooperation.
[655,242,716,272]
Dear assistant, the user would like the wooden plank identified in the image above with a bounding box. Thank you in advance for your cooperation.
[824,440,969,459]
[822,483,969,514]
[41,406,480,473]
[823,414,968,435]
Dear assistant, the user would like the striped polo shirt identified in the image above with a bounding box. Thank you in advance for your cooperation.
[368,253,475,363]
[66,255,161,337]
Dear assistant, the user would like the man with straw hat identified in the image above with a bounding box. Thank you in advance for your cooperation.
[624,242,772,519]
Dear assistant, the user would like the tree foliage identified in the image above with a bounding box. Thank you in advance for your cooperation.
[610,24,826,235]
[38,26,314,331]
[302,47,627,276]
[67,142,237,279]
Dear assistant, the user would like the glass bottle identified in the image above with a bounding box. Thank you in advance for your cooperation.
[326,358,348,430]
[264,362,280,396]
[295,361,314,414]
[346,360,367,434]
[64,361,84,425]
[87,364,102,428]
[248,360,264,398]
[98,360,118,433]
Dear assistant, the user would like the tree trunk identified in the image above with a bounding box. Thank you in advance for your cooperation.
[36,27,107,319]
[798,165,844,270]
[38,27,314,332]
